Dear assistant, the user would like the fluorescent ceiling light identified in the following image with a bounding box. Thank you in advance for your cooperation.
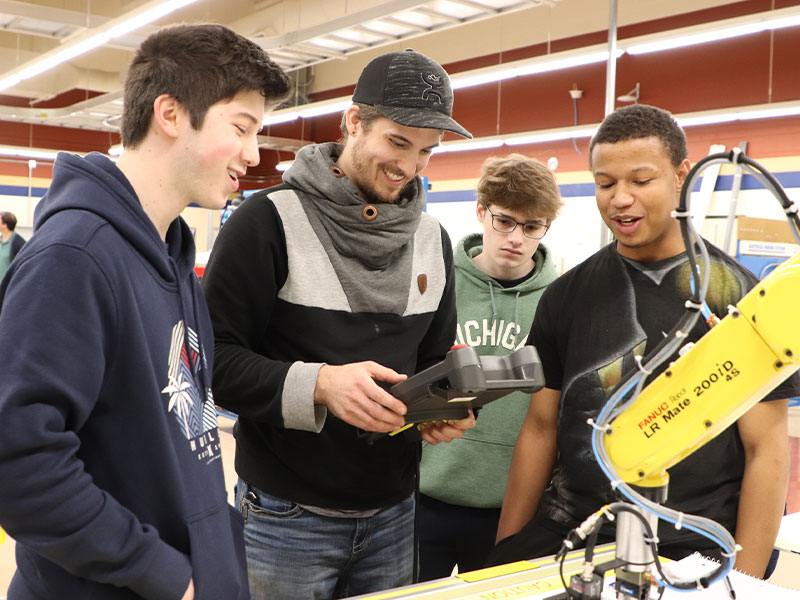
[677,101,800,128]
[298,100,352,119]
[451,48,617,91]
[263,111,300,126]
[515,50,618,77]
[0,0,200,94]
[504,126,597,147]
[625,6,800,55]
[275,160,294,172]
[107,0,198,38]
[262,99,350,126]
[432,138,503,154]
[0,146,59,160]
[451,67,518,90]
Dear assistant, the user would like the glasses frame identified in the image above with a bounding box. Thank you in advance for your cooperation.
[485,206,550,240]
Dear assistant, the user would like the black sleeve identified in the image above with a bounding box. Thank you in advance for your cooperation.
[415,224,457,373]
[202,190,292,424]
[529,284,564,391]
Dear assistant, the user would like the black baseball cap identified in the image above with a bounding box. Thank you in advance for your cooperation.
[352,49,472,139]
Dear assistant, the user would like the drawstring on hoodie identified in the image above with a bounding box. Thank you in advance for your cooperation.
[487,281,498,320]
[487,282,521,324]
[188,279,212,395]
[486,282,523,339]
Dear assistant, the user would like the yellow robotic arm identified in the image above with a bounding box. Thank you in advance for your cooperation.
[604,250,800,488]
[562,151,800,598]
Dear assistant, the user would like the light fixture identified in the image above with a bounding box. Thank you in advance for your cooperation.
[450,47,619,91]
[676,100,800,128]
[431,138,503,154]
[0,0,200,93]
[263,99,351,127]
[298,99,352,119]
[617,82,640,103]
[275,160,294,172]
[504,126,597,147]
[624,5,800,55]
[0,146,59,160]
[263,111,300,126]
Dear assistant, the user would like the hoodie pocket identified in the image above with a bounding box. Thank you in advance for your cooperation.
[186,503,249,600]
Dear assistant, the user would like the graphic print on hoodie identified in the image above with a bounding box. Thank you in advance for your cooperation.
[163,320,221,459]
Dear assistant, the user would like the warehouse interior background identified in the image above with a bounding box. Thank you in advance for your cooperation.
[1,0,800,595]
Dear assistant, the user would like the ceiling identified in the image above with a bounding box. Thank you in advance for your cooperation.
[0,0,743,149]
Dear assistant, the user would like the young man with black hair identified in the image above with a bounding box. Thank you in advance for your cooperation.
[202,49,475,599]
[0,23,289,600]
[418,154,563,580]
[488,104,800,578]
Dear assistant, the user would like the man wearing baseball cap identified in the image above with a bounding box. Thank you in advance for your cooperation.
[203,49,475,599]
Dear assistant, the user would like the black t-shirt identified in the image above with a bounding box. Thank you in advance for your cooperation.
[529,242,800,552]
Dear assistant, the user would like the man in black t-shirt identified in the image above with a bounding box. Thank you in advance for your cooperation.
[488,104,800,578]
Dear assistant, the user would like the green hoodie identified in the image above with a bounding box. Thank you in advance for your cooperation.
[419,232,558,508]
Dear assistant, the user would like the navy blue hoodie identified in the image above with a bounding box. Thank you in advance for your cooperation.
[0,153,248,599]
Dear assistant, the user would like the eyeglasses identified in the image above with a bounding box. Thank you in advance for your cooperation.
[486,206,549,239]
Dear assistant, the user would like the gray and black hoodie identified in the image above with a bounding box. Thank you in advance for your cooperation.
[203,142,456,510]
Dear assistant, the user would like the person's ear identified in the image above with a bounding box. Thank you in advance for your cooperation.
[344,105,362,137]
[476,202,486,225]
[675,159,691,194]
[152,94,185,139]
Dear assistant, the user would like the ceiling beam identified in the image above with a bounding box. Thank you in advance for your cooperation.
[449,0,495,14]
[253,0,426,49]
[0,0,108,28]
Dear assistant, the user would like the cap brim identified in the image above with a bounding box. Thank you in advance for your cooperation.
[375,104,472,139]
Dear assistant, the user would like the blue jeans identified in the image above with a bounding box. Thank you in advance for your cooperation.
[236,479,414,600]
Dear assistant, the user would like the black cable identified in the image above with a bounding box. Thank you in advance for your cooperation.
[558,547,579,600]
[584,528,600,564]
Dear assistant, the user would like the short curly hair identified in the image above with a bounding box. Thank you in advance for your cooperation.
[589,104,687,167]
[476,153,563,221]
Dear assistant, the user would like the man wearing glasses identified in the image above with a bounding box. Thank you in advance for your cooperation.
[418,153,563,580]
